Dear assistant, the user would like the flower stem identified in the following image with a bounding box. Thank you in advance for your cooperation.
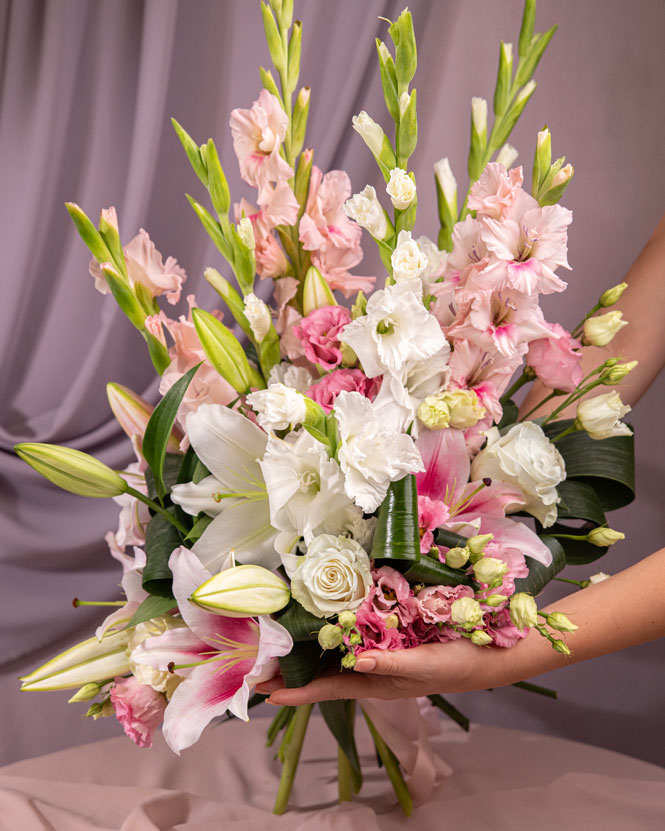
[501,367,536,403]
[362,708,413,817]
[519,389,562,422]
[125,486,188,535]
[554,576,590,589]
[338,745,353,803]
[550,425,578,443]
[273,703,313,815]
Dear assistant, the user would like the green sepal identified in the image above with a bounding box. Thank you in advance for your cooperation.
[371,475,420,563]
[101,265,144,329]
[376,39,399,121]
[186,195,234,263]
[204,267,254,340]
[389,7,417,89]
[490,82,537,152]
[515,25,557,88]
[513,535,565,596]
[319,700,362,776]
[518,0,536,58]
[202,138,230,218]
[171,118,208,186]
[395,190,417,235]
[98,213,126,277]
[65,202,111,263]
[287,21,302,94]
[261,1,284,74]
[228,223,256,296]
[141,329,171,376]
[259,66,283,104]
[142,512,183,597]
[142,364,199,499]
[124,594,176,629]
[397,90,417,163]
[493,42,513,116]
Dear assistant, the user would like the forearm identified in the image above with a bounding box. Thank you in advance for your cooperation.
[483,546,665,689]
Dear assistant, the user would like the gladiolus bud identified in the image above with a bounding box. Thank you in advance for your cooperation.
[587,527,625,547]
[599,281,628,307]
[434,158,457,210]
[575,392,632,440]
[496,143,519,169]
[551,638,572,656]
[318,623,343,650]
[15,443,128,498]
[470,630,493,646]
[583,310,628,347]
[509,592,538,630]
[68,682,103,703]
[190,564,290,617]
[471,96,488,136]
[386,167,416,210]
[337,610,357,629]
[600,360,638,385]
[237,217,255,252]
[473,556,508,585]
[302,265,336,315]
[389,7,417,87]
[545,612,578,633]
[451,596,483,629]
[467,533,494,556]
[352,111,385,157]
[445,546,469,569]
[243,293,272,343]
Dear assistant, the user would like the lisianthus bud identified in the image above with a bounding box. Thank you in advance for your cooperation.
[190,564,290,617]
[600,360,638,385]
[352,111,385,157]
[417,395,450,429]
[496,142,519,169]
[243,293,272,343]
[551,639,572,656]
[341,653,357,669]
[473,556,508,585]
[15,443,128,498]
[384,613,400,630]
[583,310,628,347]
[302,265,336,315]
[318,623,343,650]
[599,281,628,307]
[545,612,578,633]
[587,527,625,547]
[509,592,538,630]
[86,699,114,720]
[470,630,492,646]
[343,185,389,240]
[451,596,483,629]
[386,168,416,210]
[589,571,610,584]
[485,594,508,607]
[575,392,632,440]
[337,610,357,629]
[445,546,469,569]
[68,682,102,703]
[467,533,494,556]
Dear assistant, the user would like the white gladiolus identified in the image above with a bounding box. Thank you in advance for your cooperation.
[244,293,272,342]
[246,383,308,432]
[268,362,315,392]
[583,311,628,347]
[343,185,389,240]
[470,422,565,528]
[352,111,384,156]
[386,168,416,210]
[391,230,427,282]
[291,534,372,617]
[575,392,632,440]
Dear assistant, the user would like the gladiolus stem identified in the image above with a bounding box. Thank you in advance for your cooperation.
[500,366,536,403]
[338,745,353,803]
[125,486,188,535]
[362,708,413,817]
[273,703,313,814]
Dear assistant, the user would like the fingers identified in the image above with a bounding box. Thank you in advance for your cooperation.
[266,671,379,705]
[354,643,441,677]
[255,677,284,695]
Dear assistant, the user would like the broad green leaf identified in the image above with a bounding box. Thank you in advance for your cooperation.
[142,512,182,597]
[434,528,471,549]
[278,600,326,641]
[145,454,184,502]
[142,365,199,498]
[278,640,326,687]
[497,399,518,431]
[403,555,473,587]
[184,514,213,543]
[371,475,420,563]
[555,478,607,525]
[124,595,176,629]
[319,699,362,776]
[514,535,565,596]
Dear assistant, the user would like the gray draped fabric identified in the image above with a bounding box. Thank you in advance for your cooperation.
[1,0,664,765]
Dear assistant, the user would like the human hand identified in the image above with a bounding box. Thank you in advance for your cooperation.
[256,637,509,705]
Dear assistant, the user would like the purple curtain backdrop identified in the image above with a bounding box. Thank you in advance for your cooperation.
[1,0,664,766]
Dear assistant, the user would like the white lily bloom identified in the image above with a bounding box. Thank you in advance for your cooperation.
[340,279,447,378]
[259,431,359,554]
[334,391,424,512]
[170,404,279,571]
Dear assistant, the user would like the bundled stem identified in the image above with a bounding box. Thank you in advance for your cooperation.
[362,708,413,816]
[273,703,314,815]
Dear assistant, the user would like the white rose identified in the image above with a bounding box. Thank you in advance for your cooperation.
[352,111,384,156]
[291,534,372,617]
[386,168,416,210]
[268,362,315,393]
[247,383,307,432]
[243,293,271,342]
[575,392,632,440]
[470,422,565,528]
[343,185,388,240]
[128,616,186,696]
[391,230,427,282]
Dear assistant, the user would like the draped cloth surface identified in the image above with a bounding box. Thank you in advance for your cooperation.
[2,0,665,766]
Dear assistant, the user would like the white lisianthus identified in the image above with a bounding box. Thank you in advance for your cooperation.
[418,388,484,430]
[450,596,483,628]
[128,616,186,697]
[291,534,372,617]
[583,310,628,347]
[391,230,427,282]
[243,293,272,342]
[246,383,308,432]
[340,279,446,378]
[352,111,384,156]
[386,168,416,210]
[473,556,508,585]
[268,362,316,392]
[575,392,632,440]
[334,391,424,512]
[509,592,538,630]
[470,422,565,527]
[343,185,389,240]
[259,431,358,554]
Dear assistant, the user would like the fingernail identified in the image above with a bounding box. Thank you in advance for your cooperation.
[354,657,376,672]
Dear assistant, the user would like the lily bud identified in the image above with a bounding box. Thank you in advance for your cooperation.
[451,597,484,629]
[190,564,290,617]
[545,612,578,633]
[467,534,494,557]
[509,592,538,630]
[68,682,103,703]
[600,360,638,385]
[192,308,264,394]
[15,443,128,498]
[318,623,343,650]
[107,382,182,453]
[575,392,632,440]
[473,556,508,586]
[583,310,628,347]
[470,630,493,646]
[302,265,336,315]
[599,281,628,308]
[496,143,519,169]
[587,527,625,547]
[444,546,469,569]
[243,293,272,343]
[20,630,131,691]
[337,610,357,629]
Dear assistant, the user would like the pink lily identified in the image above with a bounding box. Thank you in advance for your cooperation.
[132,547,292,754]
[416,427,552,565]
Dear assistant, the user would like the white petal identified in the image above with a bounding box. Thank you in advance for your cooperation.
[193,499,280,571]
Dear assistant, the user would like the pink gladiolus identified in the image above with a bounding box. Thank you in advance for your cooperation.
[299,167,361,252]
[293,306,352,369]
[527,322,583,393]
[256,234,289,279]
[307,368,379,413]
[110,675,167,748]
[467,163,524,219]
[230,90,293,188]
[311,246,375,297]
[447,339,523,422]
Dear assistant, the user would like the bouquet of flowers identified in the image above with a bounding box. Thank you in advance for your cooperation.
[17,0,636,815]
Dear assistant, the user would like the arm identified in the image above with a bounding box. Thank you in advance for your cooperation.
[260,546,665,704]
[521,212,665,418]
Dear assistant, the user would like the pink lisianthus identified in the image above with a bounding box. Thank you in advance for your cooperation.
[307,368,379,413]
[485,607,527,648]
[230,89,293,188]
[418,495,451,554]
[527,322,583,393]
[293,305,352,369]
[110,676,167,748]
[467,163,524,219]
[353,607,406,653]
[414,584,474,625]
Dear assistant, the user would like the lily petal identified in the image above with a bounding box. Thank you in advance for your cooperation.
[477,516,553,566]
[416,427,470,504]
[192,500,280,572]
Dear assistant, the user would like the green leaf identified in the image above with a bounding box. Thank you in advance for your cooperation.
[403,555,473,587]
[497,399,518,431]
[543,419,635,511]
[124,594,176,629]
[145,454,184,501]
[185,514,213,543]
[511,680,558,699]
[143,365,199,499]
[141,329,171,375]
[142,512,182,597]
[428,694,470,731]
[434,528,469,549]
[556,478,607,525]
[371,475,420,563]
[278,600,326,641]
[319,700,362,776]
[514,535,565,596]
[278,640,326,687]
